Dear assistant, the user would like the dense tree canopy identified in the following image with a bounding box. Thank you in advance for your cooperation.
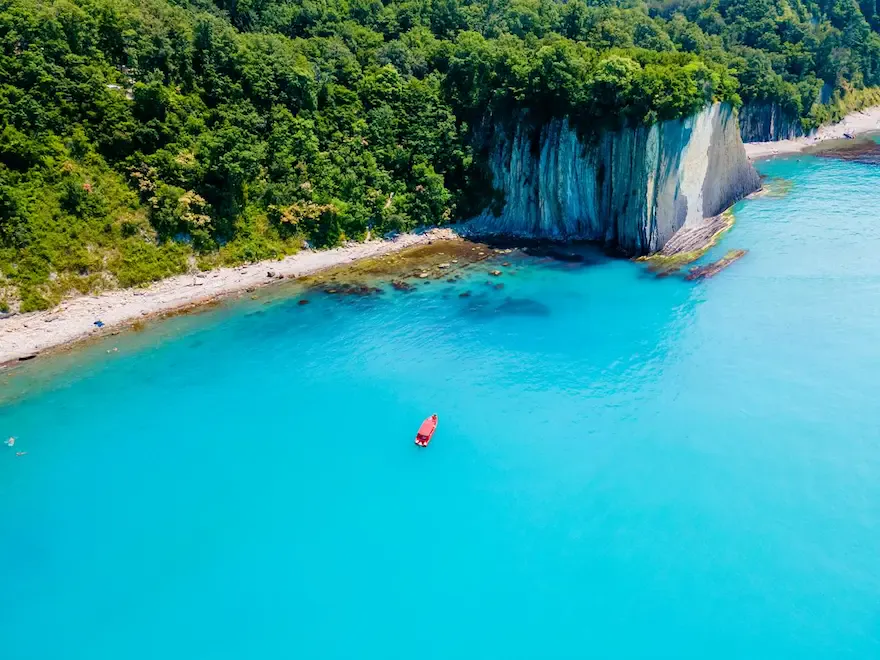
[1,0,879,310]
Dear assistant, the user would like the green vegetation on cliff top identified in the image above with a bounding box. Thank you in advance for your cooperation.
[2,0,880,310]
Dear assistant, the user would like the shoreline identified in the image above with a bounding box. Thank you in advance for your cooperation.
[8,100,862,369]
[0,228,458,366]
[744,106,880,159]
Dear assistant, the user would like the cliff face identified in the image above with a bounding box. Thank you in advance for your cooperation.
[469,104,760,255]
[738,103,804,142]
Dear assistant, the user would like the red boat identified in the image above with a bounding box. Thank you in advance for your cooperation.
[415,414,438,447]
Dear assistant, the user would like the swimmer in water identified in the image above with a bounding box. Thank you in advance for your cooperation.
[5,437,14,447]
[15,451,26,457]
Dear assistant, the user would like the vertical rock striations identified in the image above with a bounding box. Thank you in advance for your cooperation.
[738,103,804,142]
[469,104,760,255]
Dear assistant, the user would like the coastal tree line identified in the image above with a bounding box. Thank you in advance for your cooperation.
[1,0,880,310]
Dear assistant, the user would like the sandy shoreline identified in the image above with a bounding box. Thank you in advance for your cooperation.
[0,228,458,366]
[744,106,880,159]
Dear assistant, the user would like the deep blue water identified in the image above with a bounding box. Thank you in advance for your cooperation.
[2,155,880,658]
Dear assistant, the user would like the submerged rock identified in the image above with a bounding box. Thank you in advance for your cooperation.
[642,212,735,276]
[496,297,551,317]
[686,249,748,280]
[811,138,880,165]
[759,177,795,198]
[522,246,587,263]
[461,294,550,319]
[322,282,382,296]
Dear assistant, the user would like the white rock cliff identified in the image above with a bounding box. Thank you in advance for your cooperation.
[469,103,760,255]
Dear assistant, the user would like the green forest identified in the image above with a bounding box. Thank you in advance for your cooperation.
[2,0,880,310]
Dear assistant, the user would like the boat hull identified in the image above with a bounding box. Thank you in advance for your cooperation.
[414,415,438,447]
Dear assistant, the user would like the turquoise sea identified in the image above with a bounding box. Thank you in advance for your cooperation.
[2,153,880,658]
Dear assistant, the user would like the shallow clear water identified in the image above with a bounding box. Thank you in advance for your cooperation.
[2,155,880,658]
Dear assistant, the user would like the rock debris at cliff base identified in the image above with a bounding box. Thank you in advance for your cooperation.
[658,214,734,257]
[640,212,743,277]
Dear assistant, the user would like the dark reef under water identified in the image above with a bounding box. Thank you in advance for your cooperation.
[286,239,615,320]
[809,135,880,165]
